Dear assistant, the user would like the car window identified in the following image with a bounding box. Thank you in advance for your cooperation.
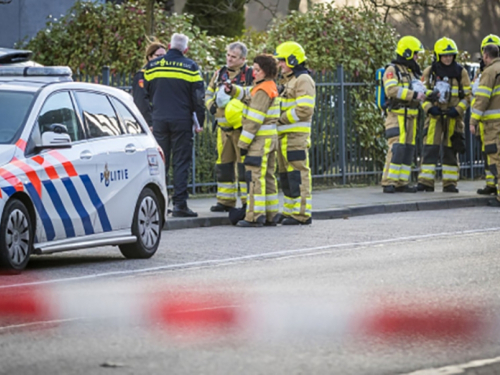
[110,97,145,135]
[37,91,82,142]
[74,91,123,139]
[0,91,34,144]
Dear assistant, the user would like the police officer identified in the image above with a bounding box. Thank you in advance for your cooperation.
[381,36,426,193]
[470,44,500,207]
[274,42,315,225]
[132,39,166,128]
[417,37,471,193]
[144,33,205,217]
[205,42,254,212]
[474,34,500,196]
[225,54,280,227]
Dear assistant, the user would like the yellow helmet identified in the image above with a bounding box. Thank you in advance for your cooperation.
[396,36,424,60]
[481,34,500,52]
[224,99,244,127]
[274,41,307,68]
[434,37,458,60]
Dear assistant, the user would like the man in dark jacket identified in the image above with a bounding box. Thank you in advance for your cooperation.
[144,33,205,217]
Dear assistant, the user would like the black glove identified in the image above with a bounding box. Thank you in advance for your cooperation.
[426,90,440,103]
[428,106,442,116]
[240,148,248,156]
[450,131,466,154]
[224,81,233,94]
[209,103,217,115]
[446,107,460,118]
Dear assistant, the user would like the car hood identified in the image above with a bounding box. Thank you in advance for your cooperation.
[0,146,16,167]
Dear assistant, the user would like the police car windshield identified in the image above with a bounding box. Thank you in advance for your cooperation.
[0,91,34,144]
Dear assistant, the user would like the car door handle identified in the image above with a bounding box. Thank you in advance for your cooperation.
[80,150,93,160]
[125,144,136,154]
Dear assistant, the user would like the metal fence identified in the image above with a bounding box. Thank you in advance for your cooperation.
[75,65,486,194]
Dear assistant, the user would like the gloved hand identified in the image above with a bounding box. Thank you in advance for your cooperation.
[446,107,460,118]
[209,102,217,115]
[450,131,466,154]
[426,90,440,103]
[240,148,248,157]
[224,80,233,94]
[428,106,442,116]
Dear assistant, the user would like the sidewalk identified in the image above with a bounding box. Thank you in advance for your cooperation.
[164,180,492,230]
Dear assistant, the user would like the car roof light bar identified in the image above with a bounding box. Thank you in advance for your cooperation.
[0,66,72,77]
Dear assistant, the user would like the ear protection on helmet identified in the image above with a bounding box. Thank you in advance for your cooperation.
[287,54,298,67]
[402,49,412,59]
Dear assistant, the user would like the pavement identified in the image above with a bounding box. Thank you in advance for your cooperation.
[164,180,494,230]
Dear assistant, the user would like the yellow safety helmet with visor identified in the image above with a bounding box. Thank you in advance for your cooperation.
[481,34,500,52]
[274,41,307,68]
[434,37,458,61]
[224,99,244,128]
[396,36,424,60]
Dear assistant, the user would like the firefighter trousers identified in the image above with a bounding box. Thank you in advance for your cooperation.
[277,133,312,223]
[381,112,417,187]
[479,121,496,187]
[418,115,461,188]
[483,121,500,202]
[215,126,247,207]
[244,136,279,223]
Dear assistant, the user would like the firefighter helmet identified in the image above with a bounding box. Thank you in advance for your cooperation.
[396,36,424,60]
[481,34,500,52]
[224,99,244,127]
[434,37,458,61]
[274,41,307,68]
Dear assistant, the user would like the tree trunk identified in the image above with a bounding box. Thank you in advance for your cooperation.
[288,0,300,14]
[146,0,155,36]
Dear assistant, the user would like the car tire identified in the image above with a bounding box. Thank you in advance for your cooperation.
[119,187,162,259]
[0,199,33,271]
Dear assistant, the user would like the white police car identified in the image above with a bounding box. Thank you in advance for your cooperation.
[0,66,167,271]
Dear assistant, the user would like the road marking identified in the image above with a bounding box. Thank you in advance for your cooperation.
[2,226,500,289]
[402,356,500,374]
[0,318,81,332]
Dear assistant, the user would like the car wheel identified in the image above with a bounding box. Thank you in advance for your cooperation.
[0,199,33,271]
[119,187,162,259]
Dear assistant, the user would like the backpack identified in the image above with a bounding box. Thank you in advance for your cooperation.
[216,64,254,87]
[375,64,402,111]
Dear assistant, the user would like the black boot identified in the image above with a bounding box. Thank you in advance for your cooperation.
[477,185,497,195]
[173,205,198,217]
[443,185,459,193]
[236,215,265,228]
[282,217,312,226]
[210,202,233,212]
[395,185,417,193]
[383,185,396,193]
[417,183,434,192]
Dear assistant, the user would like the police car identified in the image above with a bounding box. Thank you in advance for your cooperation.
[0,66,167,271]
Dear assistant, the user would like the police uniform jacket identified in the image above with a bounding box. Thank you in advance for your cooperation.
[144,49,205,126]
[132,68,152,126]
[471,58,500,128]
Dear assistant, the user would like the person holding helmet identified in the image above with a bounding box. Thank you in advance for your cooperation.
[417,37,471,193]
[381,36,427,193]
[470,43,500,207]
[473,34,500,196]
[274,41,315,225]
[205,42,254,213]
[224,54,280,227]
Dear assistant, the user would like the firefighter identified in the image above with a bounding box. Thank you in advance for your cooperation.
[469,44,500,207]
[224,54,280,227]
[144,33,205,217]
[205,42,254,213]
[132,39,166,129]
[474,34,500,196]
[381,36,427,193]
[274,41,315,225]
[417,37,471,193]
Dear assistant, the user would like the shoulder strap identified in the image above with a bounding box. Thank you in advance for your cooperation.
[216,66,228,84]
[245,67,254,85]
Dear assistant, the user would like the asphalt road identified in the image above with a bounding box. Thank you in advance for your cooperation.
[1,207,500,375]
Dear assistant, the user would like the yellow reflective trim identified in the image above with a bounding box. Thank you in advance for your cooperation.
[144,69,203,82]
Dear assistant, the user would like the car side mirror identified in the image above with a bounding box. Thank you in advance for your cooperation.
[39,123,71,149]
